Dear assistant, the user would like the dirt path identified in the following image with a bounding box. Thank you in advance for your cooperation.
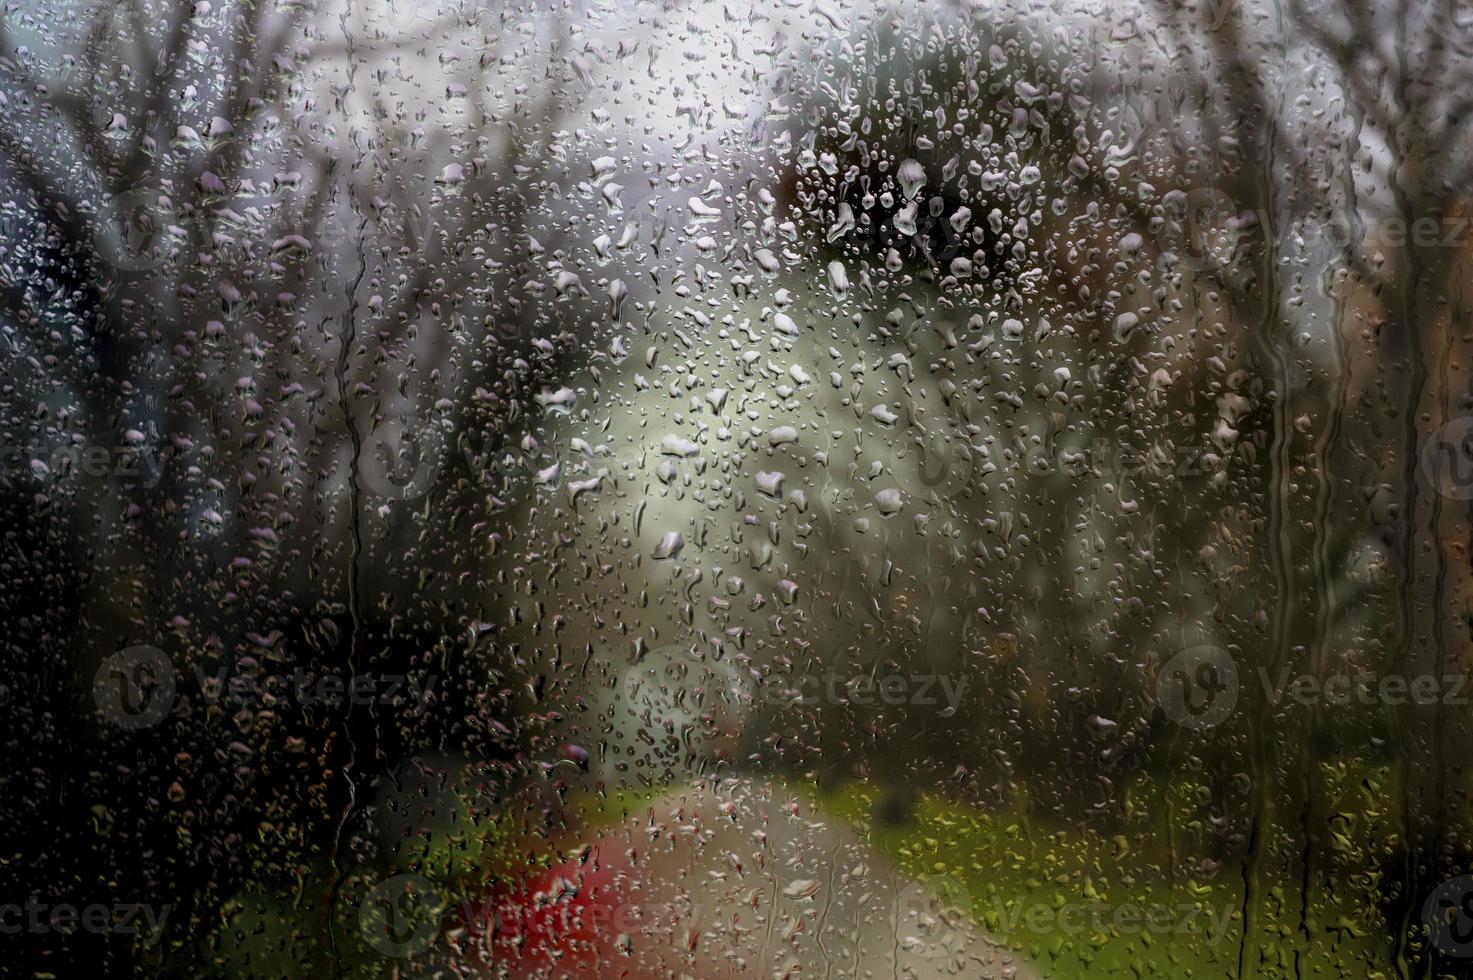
[454,778,1043,979]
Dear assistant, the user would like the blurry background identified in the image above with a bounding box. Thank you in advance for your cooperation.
[2,0,1472,975]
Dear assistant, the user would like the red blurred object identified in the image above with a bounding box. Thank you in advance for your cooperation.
[459,846,656,978]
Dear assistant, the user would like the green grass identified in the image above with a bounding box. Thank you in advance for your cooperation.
[801,759,1418,979]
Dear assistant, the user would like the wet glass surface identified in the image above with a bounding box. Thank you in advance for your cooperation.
[3,0,1473,976]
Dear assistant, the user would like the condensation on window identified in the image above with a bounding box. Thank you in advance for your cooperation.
[2,0,1472,976]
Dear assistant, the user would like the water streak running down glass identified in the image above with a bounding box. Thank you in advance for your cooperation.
[2,0,1472,976]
